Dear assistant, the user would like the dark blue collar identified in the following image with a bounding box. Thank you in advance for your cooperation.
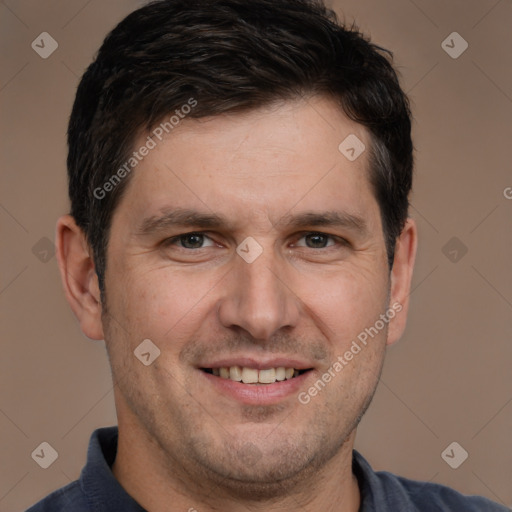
[68,427,504,512]
[80,427,145,511]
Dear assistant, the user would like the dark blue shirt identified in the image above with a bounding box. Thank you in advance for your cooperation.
[27,427,509,511]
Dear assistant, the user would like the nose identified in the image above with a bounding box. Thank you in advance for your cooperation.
[217,250,301,341]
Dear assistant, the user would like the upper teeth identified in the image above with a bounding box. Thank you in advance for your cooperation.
[212,366,297,384]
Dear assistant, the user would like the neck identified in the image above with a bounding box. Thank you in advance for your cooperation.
[112,416,361,512]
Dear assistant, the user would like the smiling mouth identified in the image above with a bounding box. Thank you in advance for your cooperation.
[201,366,312,384]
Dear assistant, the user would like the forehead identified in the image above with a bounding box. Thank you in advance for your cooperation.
[114,97,380,233]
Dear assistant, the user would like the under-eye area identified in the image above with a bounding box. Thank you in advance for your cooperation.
[200,367,313,384]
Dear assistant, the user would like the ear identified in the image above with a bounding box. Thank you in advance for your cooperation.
[386,217,418,346]
[56,215,104,340]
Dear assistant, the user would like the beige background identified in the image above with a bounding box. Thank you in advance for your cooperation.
[1,0,511,510]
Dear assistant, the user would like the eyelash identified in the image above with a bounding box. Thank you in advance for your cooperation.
[163,231,347,250]
[164,232,216,249]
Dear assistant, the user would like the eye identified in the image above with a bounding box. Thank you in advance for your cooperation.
[294,232,338,249]
[167,232,216,249]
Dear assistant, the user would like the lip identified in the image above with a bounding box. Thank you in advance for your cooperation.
[198,367,315,405]
[197,357,314,371]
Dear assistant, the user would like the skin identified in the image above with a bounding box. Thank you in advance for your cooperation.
[56,96,417,512]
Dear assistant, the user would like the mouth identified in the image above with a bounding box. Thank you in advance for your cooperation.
[197,358,317,405]
[200,366,313,384]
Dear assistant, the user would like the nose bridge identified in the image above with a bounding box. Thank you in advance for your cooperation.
[218,244,300,340]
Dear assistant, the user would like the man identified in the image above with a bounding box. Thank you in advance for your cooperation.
[27,0,508,511]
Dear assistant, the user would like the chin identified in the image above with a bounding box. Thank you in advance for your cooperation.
[187,431,344,501]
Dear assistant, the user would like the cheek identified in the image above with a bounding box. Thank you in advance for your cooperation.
[112,266,222,343]
[298,267,389,346]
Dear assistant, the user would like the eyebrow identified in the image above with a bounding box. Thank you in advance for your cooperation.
[276,211,369,236]
[136,208,228,236]
[136,208,369,237]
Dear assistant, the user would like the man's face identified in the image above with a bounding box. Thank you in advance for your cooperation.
[102,97,394,493]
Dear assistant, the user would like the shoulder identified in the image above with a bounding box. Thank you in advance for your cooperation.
[353,451,510,512]
[25,480,89,512]
[381,471,508,511]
